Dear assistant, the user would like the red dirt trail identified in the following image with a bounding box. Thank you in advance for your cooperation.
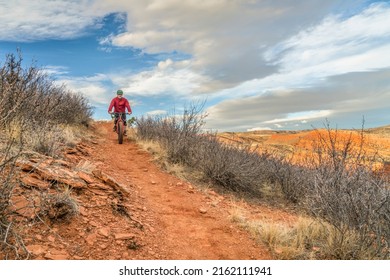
[88,122,272,259]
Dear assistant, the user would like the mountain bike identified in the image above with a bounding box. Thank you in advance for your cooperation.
[111,112,130,144]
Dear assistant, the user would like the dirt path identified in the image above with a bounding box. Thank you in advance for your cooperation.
[88,122,272,259]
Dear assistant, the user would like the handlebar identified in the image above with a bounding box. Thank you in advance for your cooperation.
[109,112,131,118]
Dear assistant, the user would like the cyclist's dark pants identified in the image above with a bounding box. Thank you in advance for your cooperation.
[114,112,127,126]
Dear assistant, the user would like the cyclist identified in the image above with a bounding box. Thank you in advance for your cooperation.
[108,89,132,135]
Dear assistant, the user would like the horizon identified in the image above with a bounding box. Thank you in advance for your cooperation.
[1,0,389,132]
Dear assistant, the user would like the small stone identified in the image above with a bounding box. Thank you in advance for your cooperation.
[98,228,110,237]
[199,208,208,214]
[114,233,135,240]
[47,235,55,242]
[20,175,51,189]
[148,226,155,233]
[86,233,97,245]
[45,249,69,260]
[26,244,47,256]
[89,220,99,227]
[211,201,219,207]
[79,206,88,216]
[77,171,95,184]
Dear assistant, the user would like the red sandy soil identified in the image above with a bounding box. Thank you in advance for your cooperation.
[2,122,297,260]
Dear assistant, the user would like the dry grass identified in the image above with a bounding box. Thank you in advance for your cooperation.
[75,159,96,173]
[40,188,79,222]
[137,139,167,162]
[231,213,388,260]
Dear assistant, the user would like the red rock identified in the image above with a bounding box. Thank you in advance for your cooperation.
[86,233,98,245]
[26,244,48,256]
[20,175,51,189]
[114,233,135,240]
[45,249,69,260]
[77,171,95,184]
[58,177,86,189]
[98,228,110,237]
[89,182,112,190]
[10,195,38,219]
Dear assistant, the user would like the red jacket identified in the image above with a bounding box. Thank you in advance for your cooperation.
[108,97,132,114]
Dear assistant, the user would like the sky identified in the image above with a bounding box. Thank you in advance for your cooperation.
[0,0,389,132]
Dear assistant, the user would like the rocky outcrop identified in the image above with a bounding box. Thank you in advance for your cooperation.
[14,155,131,220]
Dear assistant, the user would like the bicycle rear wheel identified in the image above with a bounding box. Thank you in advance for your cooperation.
[118,121,124,144]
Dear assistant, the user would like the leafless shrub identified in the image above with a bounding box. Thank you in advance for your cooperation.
[136,102,279,195]
[136,102,207,166]
[270,159,313,203]
[0,50,89,258]
[0,50,92,135]
[300,121,390,259]
[0,137,28,259]
[191,134,270,194]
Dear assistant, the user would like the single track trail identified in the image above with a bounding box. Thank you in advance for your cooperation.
[87,122,272,259]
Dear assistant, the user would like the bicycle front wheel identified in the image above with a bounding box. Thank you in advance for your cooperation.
[118,121,124,144]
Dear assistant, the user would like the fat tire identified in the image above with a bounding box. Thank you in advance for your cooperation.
[118,121,124,144]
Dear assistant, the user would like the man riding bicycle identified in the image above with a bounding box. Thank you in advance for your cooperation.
[108,89,132,135]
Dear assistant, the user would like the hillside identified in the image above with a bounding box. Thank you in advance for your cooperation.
[2,122,389,260]
[218,125,390,165]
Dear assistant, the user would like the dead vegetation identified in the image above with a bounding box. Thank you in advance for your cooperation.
[39,189,79,222]
[135,104,390,259]
[0,50,92,259]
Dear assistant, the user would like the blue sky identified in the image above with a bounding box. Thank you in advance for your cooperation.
[1,0,389,131]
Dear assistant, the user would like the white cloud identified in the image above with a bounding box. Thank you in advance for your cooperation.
[146,110,167,116]
[101,0,351,91]
[263,110,333,124]
[0,0,108,41]
[265,3,390,73]
[247,127,272,132]
[113,59,210,97]
[217,2,390,99]
[205,68,390,131]
[41,65,69,76]
[200,2,390,131]
[56,74,111,105]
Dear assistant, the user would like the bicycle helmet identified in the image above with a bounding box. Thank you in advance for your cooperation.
[117,89,123,95]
